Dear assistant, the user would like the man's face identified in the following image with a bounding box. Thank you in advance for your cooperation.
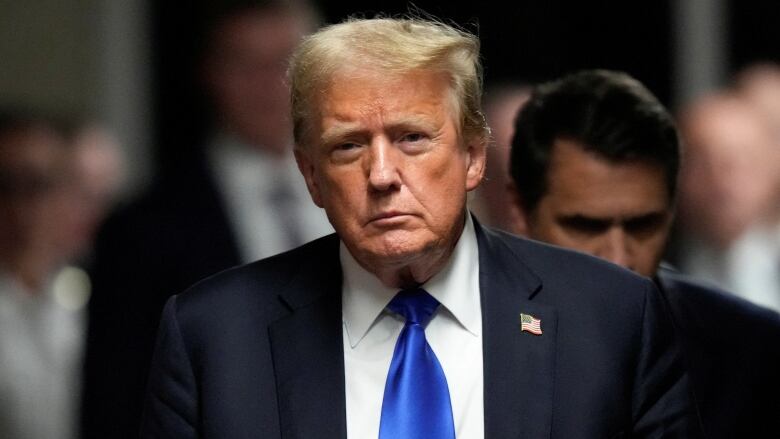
[296,69,486,280]
[514,139,673,277]
[678,97,780,246]
[206,9,308,152]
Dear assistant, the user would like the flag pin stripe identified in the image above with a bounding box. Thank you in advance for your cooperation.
[520,313,543,335]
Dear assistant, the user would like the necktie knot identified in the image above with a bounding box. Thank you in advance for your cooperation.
[387,288,440,326]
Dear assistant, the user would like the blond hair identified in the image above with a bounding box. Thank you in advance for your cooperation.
[288,16,488,147]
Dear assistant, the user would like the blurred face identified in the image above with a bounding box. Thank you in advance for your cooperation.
[0,127,74,260]
[678,97,780,246]
[477,88,530,232]
[296,69,486,286]
[515,139,673,277]
[206,8,309,153]
[60,127,125,258]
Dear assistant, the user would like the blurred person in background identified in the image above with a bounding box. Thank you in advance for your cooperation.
[81,1,330,437]
[507,70,780,439]
[469,83,530,233]
[0,110,123,439]
[676,88,780,312]
[736,62,780,144]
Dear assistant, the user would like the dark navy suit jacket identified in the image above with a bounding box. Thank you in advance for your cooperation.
[655,268,780,439]
[141,221,699,438]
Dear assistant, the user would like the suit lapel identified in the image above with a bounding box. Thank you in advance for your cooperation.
[266,222,558,439]
[476,222,557,439]
[268,236,347,439]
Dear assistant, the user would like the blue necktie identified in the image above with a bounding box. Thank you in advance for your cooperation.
[379,288,456,439]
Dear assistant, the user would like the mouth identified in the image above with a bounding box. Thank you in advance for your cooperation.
[367,211,413,226]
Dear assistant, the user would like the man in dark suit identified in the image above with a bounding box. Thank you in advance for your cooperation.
[507,69,780,438]
[141,18,699,438]
[81,2,330,437]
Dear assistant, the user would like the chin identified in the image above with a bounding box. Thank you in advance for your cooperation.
[359,230,438,266]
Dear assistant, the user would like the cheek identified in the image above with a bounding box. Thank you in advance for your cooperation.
[319,169,365,214]
[413,154,469,200]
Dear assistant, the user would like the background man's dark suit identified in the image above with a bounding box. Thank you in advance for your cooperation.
[82,156,242,438]
[141,220,697,438]
[655,267,780,438]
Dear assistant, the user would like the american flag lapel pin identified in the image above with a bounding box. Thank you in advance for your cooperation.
[520,313,543,335]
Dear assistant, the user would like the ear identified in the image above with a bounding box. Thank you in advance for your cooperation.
[465,136,488,192]
[294,148,324,208]
[506,181,530,236]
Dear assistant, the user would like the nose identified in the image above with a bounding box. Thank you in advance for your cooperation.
[597,227,634,272]
[367,138,401,192]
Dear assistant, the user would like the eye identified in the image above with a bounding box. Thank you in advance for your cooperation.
[336,142,361,151]
[397,132,431,154]
[330,142,364,163]
[624,213,667,237]
[400,132,425,143]
[559,216,611,235]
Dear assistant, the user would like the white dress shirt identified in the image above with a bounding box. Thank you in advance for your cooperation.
[0,267,88,439]
[208,134,333,263]
[342,214,484,438]
[682,222,780,312]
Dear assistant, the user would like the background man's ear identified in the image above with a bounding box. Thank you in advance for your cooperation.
[506,181,530,236]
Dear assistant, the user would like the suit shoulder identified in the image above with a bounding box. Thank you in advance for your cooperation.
[173,234,340,321]
[478,226,657,324]
[657,268,780,336]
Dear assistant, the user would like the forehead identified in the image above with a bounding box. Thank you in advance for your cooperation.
[326,69,450,115]
[542,139,671,216]
[311,69,457,133]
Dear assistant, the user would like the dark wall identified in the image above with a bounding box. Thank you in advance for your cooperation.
[148,0,777,179]
[320,1,673,102]
[729,1,780,70]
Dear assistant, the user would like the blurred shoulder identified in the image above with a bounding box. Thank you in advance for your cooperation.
[657,265,780,336]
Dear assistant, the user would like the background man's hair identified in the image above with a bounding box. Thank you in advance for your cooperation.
[509,69,679,211]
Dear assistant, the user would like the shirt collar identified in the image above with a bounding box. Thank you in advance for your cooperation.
[341,213,481,348]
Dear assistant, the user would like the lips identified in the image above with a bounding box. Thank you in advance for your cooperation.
[367,211,412,225]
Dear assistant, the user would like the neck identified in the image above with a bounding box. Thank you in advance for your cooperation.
[374,247,453,289]
[1,246,62,295]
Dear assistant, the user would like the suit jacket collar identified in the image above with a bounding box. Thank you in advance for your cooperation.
[267,219,557,439]
[269,234,347,439]
[475,219,557,439]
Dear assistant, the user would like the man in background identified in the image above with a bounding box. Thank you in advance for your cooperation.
[0,110,121,439]
[507,69,780,439]
[81,1,331,437]
[676,86,780,312]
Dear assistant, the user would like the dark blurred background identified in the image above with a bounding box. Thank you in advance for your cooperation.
[149,0,778,180]
[3,0,775,195]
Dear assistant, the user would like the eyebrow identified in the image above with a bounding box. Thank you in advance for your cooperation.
[320,123,365,146]
[319,115,439,146]
[558,211,667,225]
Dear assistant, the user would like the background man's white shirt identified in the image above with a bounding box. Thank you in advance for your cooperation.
[209,134,333,262]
